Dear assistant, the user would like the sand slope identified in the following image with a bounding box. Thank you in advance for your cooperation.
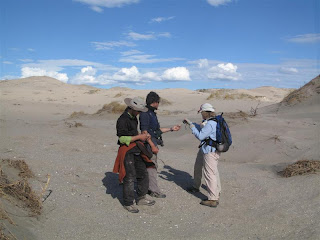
[0,76,319,240]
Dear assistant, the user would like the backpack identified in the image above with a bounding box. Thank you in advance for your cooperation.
[201,113,232,152]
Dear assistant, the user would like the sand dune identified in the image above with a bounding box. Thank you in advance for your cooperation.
[0,76,319,240]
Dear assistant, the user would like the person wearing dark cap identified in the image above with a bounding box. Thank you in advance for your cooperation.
[139,92,181,198]
[184,103,221,208]
[113,97,157,213]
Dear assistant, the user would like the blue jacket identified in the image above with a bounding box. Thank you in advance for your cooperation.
[191,120,217,154]
[139,107,161,142]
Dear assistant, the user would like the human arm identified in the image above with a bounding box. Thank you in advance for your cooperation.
[139,112,149,133]
[147,137,159,154]
[119,133,149,146]
[117,114,149,146]
[160,125,181,133]
[191,121,216,141]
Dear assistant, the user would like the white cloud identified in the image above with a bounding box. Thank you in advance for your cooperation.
[127,31,171,41]
[22,59,115,72]
[162,67,191,81]
[19,59,33,63]
[207,0,233,7]
[69,66,99,85]
[197,59,209,68]
[67,65,190,86]
[73,0,140,11]
[278,67,299,74]
[92,41,136,50]
[208,63,241,81]
[3,61,13,64]
[121,49,143,56]
[119,54,184,64]
[150,16,175,23]
[287,33,320,43]
[21,67,68,83]
[158,32,171,38]
[128,32,155,40]
[113,66,141,81]
[141,72,161,81]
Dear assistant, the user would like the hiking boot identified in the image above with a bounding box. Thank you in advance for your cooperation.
[148,191,166,198]
[124,205,139,213]
[186,186,200,193]
[137,197,156,206]
[200,200,219,208]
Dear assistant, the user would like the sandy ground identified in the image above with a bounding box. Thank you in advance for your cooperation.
[0,76,319,240]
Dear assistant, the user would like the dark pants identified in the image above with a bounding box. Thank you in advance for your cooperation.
[123,148,149,206]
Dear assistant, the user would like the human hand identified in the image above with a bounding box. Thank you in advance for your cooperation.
[140,133,149,142]
[183,119,192,125]
[171,125,181,131]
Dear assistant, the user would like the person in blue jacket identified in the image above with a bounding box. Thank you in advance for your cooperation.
[139,92,181,198]
[184,103,221,208]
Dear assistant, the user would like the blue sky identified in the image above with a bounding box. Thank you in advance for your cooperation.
[0,0,319,90]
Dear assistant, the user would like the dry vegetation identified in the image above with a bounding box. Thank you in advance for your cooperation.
[160,98,172,106]
[84,89,100,94]
[0,159,41,215]
[69,111,86,118]
[65,121,83,128]
[96,102,127,114]
[0,159,47,239]
[281,160,320,177]
[282,75,320,105]
[206,90,261,100]
[114,92,125,98]
[224,111,249,121]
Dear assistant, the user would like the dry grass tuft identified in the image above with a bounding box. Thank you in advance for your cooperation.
[0,159,42,216]
[281,160,320,177]
[69,111,86,118]
[85,89,100,94]
[268,135,281,143]
[96,102,126,114]
[207,90,259,100]
[65,121,83,128]
[281,75,320,105]
[114,92,124,98]
[160,98,172,106]
[282,90,306,105]
[5,159,34,178]
[225,111,249,120]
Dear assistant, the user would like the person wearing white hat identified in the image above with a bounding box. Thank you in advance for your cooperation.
[183,103,221,208]
[113,97,157,213]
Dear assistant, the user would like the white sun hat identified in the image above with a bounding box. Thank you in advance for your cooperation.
[198,103,215,113]
[124,97,148,112]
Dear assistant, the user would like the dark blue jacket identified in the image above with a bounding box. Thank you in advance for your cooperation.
[139,106,160,140]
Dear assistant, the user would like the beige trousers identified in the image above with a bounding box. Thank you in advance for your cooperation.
[193,149,221,200]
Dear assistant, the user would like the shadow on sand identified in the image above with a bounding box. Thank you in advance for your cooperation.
[159,165,207,200]
[102,172,123,204]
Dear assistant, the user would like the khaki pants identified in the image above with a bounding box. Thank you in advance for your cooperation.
[147,154,162,194]
[193,149,221,200]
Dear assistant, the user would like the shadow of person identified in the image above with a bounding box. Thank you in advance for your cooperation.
[102,172,123,203]
[159,165,207,200]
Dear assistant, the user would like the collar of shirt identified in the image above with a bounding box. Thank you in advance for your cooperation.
[126,111,135,119]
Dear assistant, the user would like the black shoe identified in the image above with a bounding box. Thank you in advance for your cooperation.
[186,186,200,193]
[149,191,166,198]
